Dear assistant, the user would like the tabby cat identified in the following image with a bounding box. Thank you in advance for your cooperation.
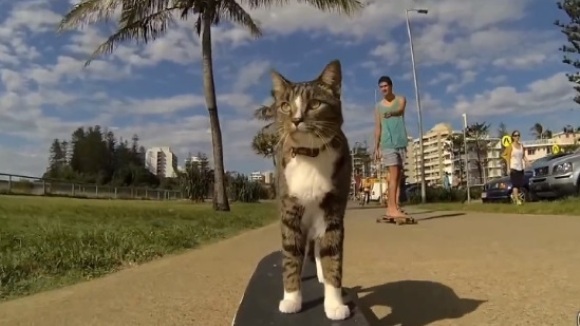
[270,60,352,321]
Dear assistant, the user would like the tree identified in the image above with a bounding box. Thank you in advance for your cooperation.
[58,0,364,211]
[43,125,160,187]
[46,139,67,178]
[179,152,213,202]
[556,0,580,104]
[530,123,544,139]
[251,130,279,167]
[465,122,491,184]
[444,134,466,185]
[497,122,508,139]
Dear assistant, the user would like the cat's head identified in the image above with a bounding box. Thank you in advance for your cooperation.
[270,60,343,147]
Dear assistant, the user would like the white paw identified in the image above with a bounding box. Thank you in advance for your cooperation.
[324,302,350,320]
[317,273,325,284]
[279,299,302,314]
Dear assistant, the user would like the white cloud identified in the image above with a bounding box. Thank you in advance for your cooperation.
[233,61,271,92]
[453,72,575,116]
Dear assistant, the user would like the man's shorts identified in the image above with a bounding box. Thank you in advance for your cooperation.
[382,148,406,167]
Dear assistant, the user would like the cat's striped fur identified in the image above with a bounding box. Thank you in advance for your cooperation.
[268,60,352,321]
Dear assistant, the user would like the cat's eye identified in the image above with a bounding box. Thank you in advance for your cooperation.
[310,100,322,109]
[279,102,291,113]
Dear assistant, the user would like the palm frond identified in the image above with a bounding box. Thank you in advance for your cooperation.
[58,0,125,31]
[242,0,365,16]
[253,104,276,121]
[84,5,179,66]
[219,0,262,37]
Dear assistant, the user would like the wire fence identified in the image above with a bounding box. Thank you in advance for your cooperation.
[0,173,184,200]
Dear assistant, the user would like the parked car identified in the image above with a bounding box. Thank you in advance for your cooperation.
[481,154,571,203]
[481,170,535,203]
[529,150,580,199]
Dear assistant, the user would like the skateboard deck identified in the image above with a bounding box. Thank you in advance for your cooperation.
[232,251,369,326]
[375,215,417,225]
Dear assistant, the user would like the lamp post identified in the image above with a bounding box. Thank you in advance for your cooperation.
[406,8,428,204]
[462,113,471,202]
[351,141,363,199]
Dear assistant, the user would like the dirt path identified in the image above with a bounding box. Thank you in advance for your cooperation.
[1,208,579,326]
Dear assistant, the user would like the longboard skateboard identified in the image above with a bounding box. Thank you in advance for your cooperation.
[375,215,417,225]
[231,251,369,326]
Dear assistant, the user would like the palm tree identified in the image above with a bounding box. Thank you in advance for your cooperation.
[444,134,465,185]
[58,0,364,211]
[466,122,490,184]
[251,129,279,167]
[530,123,544,139]
[496,122,508,139]
[563,124,575,135]
[543,129,553,138]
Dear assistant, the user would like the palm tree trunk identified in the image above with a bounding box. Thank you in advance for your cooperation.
[201,15,230,212]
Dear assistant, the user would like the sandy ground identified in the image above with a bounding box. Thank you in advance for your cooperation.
[1,207,579,326]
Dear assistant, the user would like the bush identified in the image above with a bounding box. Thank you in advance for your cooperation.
[407,185,483,204]
[228,175,263,203]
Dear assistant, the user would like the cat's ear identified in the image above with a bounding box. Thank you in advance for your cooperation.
[271,70,290,98]
[317,59,342,96]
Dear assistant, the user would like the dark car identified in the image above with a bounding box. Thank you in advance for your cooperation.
[481,155,561,203]
[481,170,535,203]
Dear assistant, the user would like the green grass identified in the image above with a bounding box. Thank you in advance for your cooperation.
[415,197,580,216]
[0,195,276,301]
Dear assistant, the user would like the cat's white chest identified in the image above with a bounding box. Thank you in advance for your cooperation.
[285,149,337,240]
[285,150,337,202]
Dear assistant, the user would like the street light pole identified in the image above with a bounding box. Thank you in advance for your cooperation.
[406,8,428,204]
[462,113,471,203]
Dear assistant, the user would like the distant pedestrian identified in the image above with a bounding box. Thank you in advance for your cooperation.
[501,130,529,205]
[442,172,451,190]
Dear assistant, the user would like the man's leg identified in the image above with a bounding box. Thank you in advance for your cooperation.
[383,149,405,218]
[394,149,405,210]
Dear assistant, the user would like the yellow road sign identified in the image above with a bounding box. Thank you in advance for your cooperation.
[501,135,512,147]
[552,144,561,154]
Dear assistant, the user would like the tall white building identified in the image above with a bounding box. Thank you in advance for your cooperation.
[145,146,179,178]
[405,123,500,186]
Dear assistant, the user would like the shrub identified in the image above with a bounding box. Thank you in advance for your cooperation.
[407,185,483,204]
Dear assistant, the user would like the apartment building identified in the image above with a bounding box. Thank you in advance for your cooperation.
[405,123,463,185]
[405,123,500,186]
[249,171,265,182]
[145,146,179,178]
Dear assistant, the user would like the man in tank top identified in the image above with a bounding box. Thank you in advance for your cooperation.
[501,130,528,205]
[373,76,409,219]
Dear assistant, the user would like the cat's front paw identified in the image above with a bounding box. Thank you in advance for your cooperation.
[279,299,302,314]
[324,302,350,320]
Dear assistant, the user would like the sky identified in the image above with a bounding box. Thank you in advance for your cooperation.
[1,0,580,177]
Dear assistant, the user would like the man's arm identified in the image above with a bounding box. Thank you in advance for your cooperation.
[385,96,407,117]
[374,106,381,151]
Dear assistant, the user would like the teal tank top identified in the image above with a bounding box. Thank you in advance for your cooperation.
[376,97,408,149]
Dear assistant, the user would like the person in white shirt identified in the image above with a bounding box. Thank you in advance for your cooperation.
[501,130,529,205]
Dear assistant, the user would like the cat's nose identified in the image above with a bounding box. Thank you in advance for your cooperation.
[291,117,303,126]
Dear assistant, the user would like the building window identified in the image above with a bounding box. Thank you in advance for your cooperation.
[527,148,536,155]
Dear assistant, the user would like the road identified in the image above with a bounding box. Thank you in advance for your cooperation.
[1,207,579,326]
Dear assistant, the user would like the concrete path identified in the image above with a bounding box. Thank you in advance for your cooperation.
[1,208,579,326]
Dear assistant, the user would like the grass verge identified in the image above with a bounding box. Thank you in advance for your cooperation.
[0,195,276,301]
[415,198,580,216]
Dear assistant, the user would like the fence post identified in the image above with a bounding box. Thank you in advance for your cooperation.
[42,180,46,195]
[157,191,160,200]
[8,175,12,192]
[71,184,75,196]
[114,187,117,199]
[145,189,148,199]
